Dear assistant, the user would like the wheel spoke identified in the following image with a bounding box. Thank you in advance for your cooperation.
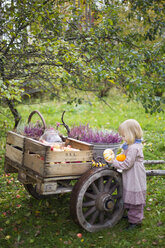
[91,181,99,194]
[104,177,113,192]
[89,210,99,225]
[104,212,113,222]
[83,200,95,207]
[112,193,121,199]
[98,177,104,192]
[99,212,104,224]
[109,182,119,194]
[85,192,97,200]
[84,206,96,218]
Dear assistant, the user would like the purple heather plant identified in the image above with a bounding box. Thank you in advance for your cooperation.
[68,124,122,144]
[24,123,44,140]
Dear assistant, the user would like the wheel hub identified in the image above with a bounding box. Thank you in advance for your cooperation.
[96,193,114,212]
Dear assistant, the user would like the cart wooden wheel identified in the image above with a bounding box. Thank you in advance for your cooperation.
[70,167,124,232]
[24,184,47,200]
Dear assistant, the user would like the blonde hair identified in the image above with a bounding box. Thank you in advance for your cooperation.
[118,119,143,145]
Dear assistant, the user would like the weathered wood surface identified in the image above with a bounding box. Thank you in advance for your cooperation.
[5,144,23,165]
[23,151,92,177]
[23,153,45,176]
[144,160,165,165]
[5,131,24,172]
[24,137,47,155]
[47,150,93,163]
[45,162,92,177]
[6,131,24,148]
[18,170,36,184]
[146,170,165,176]
[66,137,93,150]
[144,160,165,176]
[4,158,18,173]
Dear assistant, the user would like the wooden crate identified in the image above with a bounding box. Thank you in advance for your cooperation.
[4,131,25,173]
[4,131,93,177]
[23,137,93,177]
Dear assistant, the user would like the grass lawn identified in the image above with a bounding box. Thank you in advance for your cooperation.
[0,90,165,248]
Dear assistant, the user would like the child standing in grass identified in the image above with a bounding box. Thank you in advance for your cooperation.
[112,119,146,230]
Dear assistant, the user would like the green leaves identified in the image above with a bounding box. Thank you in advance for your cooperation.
[0,80,23,102]
[0,0,164,123]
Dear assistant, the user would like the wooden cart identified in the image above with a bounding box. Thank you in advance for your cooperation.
[4,111,124,232]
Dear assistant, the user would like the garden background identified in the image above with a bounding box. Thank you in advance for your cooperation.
[0,90,165,248]
[0,0,165,247]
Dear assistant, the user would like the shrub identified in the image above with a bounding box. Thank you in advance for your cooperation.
[68,123,122,144]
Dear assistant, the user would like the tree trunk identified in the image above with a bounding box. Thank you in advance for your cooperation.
[5,98,21,129]
[0,55,21,129]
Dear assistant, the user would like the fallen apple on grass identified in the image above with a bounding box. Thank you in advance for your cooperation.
[77,233,82,238]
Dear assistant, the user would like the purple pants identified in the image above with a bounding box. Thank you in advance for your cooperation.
[124,203,145,224]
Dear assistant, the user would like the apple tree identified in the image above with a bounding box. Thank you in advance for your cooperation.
[0,0,164,128]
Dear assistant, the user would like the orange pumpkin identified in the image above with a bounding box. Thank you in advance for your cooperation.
[116,154,126,162]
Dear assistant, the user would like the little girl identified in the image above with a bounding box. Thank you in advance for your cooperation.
[112,119,146,230]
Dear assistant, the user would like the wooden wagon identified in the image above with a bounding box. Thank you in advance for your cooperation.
[4,111,125,232]
[4,111,165,232]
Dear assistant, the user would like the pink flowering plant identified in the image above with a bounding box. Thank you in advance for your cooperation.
[68,123,121,144]
[17,121,52,140]
[24,123,44,140]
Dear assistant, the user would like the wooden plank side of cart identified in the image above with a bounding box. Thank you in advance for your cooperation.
[4,131,24,173]
[6,131,24,148]
[6,144,23,164]
[45,162,92,177]
[23,136,93,177]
